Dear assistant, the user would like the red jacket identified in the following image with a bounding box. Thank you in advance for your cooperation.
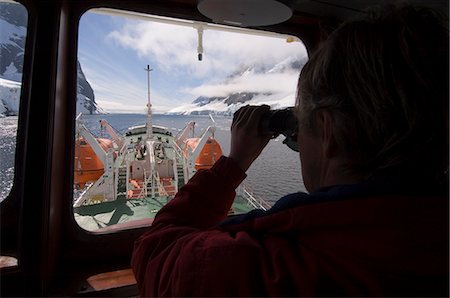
[132,156,448,297]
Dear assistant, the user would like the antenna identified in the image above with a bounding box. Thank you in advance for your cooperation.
[145,65,154,139]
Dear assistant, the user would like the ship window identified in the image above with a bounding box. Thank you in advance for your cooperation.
[0,0,28,270]
[74,8,307,232]
[0,0,27,203]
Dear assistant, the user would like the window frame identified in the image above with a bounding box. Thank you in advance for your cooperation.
[0,0,33,270]
[63,2,315,293]
[1,0,319,295]
[71,6,308,234]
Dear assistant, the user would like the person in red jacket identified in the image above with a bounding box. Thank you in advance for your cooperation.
[132,4,448,297]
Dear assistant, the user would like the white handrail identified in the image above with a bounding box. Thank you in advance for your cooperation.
[133,169,153,200]
[239,184,272,211]
[143,169,148,197]
[172,140,188,185]
[171,140,184,159]
[73,182,94,207]
[92,8,301,42]
[154,172,170,197]
[73,177,105,207]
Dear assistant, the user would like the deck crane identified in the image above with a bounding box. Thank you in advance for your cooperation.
[73,115,116,206]
[175,121,196,147]
[99,119,124,149]
[175,121,220,180]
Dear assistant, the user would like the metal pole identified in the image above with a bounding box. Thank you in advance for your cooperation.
[145,65,153,139]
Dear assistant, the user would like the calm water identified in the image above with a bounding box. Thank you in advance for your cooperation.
[0,114,305,203]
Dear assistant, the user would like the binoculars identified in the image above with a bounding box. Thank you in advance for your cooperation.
[259,107,299,152]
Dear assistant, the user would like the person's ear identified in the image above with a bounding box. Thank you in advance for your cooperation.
[316,109,338,158]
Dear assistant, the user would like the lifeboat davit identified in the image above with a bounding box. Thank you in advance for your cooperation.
[183,137,223,170]
[74,137,114,188]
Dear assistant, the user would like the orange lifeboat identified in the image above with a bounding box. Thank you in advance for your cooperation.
[74,137,114,188]
[183,137,223,170]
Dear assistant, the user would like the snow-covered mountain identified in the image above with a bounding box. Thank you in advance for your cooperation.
[77,61,104,114]
[0,2,26,83]
[0,78,20,116]
[0,2,101,116]
[167,56,306,115]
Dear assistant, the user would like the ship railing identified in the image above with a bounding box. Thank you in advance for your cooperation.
[73,178,105,207]
[132,184,147,200]
[142,169,149,199]
[171,140,184,160]
[143,169,148,197]
[133,169,151,200]
[171,140,188,184]
[118,142,128,160]
[172,155,179,191]
[124,169,148,201]
[73,182,94,207]
[114,142,129,198]
[154,172,169,197]
[238,184,272,211]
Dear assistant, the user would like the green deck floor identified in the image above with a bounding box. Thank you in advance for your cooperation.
[74,195,256,232]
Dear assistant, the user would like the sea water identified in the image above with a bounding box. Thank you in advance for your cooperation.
[0,116,18,201]
[0,114,306,204]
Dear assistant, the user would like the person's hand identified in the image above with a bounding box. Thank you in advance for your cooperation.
[229,105,272,172]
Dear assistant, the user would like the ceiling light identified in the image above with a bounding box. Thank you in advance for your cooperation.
[197,0,293,27]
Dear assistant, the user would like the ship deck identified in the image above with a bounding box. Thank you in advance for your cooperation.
[125,130,177,160]
[74,195,255,232]
[74,127,257,232]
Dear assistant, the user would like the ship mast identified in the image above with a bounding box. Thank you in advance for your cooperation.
[145,65,153,139]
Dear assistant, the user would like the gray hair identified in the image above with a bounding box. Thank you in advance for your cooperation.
[296,3,449,182]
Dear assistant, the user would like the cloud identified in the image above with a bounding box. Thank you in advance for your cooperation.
[168,100,230,114]
[96,98,175,114]
[81,64,146,111]
[80,12,308,113]
[246,92,296,108]
[94,90,178,114]
[185,71,299,98]
[166,91,296,115]
[95,99,144,113]
[80,57,181,113]
[108,19,306,80]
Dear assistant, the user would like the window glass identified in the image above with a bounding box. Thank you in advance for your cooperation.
[0,0,28,202]
[74,9,307,232]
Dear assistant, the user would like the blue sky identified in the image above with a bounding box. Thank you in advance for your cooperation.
[78,10,308,113]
